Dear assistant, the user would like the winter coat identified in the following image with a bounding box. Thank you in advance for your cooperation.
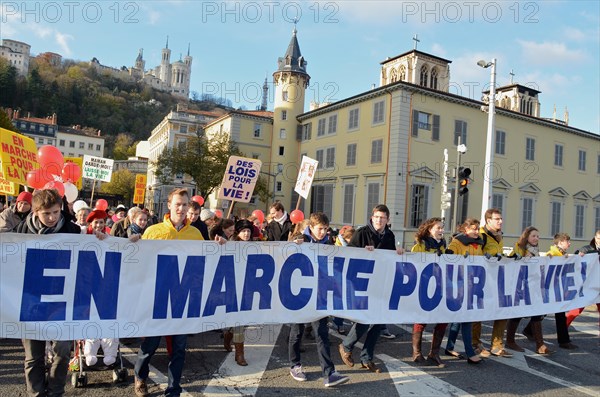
[110,217,131,238]
[15,212,82,235]
[0,205,29,233]
[479,226,504,256]
[265,215,293,241]
[411,236,447,254]
[447,233,484,256]
[348,222,396,250]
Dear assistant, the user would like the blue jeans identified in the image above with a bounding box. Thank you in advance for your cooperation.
[289,318,334,377]
[341,323,382,363]
[135,335,187,397]
[445,322,476,357]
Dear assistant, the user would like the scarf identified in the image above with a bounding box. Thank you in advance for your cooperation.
[484,226,503,243]
[24,213,65,234]
[526,244,539,257]
[422,236,447,251]
[454,233,484,247]
[274,211,288,226]
[129,222,145,235]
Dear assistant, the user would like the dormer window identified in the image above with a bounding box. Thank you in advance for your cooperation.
[285,56,291,66]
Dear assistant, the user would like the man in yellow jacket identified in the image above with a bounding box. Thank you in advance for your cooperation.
[133,188,203,397]
[475,208,512,358]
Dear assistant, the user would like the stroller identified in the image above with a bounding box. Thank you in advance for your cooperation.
[69,339,128,387]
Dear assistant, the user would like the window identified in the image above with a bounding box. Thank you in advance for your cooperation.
[454,120,467,145]
[180,125,188,133]
[554,144,563,167]
[38,138,43,144]
[282,90,288,101]
[430,67,438,90]
[525,137,535,161]
[366,183,380,221]
[316,149,324,169]
[521,197,534,231]
[419,65,429,87]
[348,108,359,130]
[311,184,333,216]
[495,130,506,155]
[253,123,262,138]
[276,181,282,192]
[317,118,326,136]
[597,154,600,174]
[328,115,337,134]
[371,139,383,163]
[492,193,504,215]
[301,123,312,141]
[550,201,562,236]
[59,139,65,146]
[343,184,355,224]
[279,129,286,139]
[96,144,101,151]
[372,100,385,124]
[79,142,84,149]
[574,204,585,238]
[281,110,287,120]
[346,143,357,166]
[69,141,75,148]
[418,112,431,130]
[325,147,335,169]
[578,150,586,171]
[278,146,284,156]
[410,184,429,228]
[595,206,600,232]
[88,143,93,150]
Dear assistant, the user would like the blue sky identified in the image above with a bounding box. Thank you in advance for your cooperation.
[1,1,598,133]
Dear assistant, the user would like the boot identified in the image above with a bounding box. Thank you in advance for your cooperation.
[427,327,446,368]
[234,343,248,366]
[223,330,233,352]
[531,321,553,355]
[522,321,534,341]
[506,319,525,352]
[412,331,425,362]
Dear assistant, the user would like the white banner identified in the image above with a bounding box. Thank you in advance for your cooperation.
[294,155,318,199]
[1,233,598,340]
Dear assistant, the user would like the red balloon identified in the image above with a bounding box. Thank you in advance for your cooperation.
[192,195,204,206]
[37,145,64,169]
[290,209,304,224]
[251,209,265,224]
[62,162,82,182]
[214,209,223,218]
[43,181,65,197]
[26,169,54,189]
[95,199,108,211]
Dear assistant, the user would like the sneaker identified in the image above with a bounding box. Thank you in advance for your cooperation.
[324,371,349,387]
[380,329,396,339]
[290,365,307,381]
[134,377,149,397]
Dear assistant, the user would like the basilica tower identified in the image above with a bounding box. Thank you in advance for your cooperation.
[271,27,310,209]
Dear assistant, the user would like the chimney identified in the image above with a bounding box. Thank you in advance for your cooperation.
[52,113,57,125]
[97,129,101,136]
[14,109,19,119]
[27,111,31,118]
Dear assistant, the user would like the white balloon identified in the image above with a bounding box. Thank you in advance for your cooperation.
[64,182,79,203]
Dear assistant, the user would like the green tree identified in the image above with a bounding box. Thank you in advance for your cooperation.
[154,130,268,198]
[0,108,18,132]
[112,133,138,160]
[100,169,136,203]
[0,59,18,107]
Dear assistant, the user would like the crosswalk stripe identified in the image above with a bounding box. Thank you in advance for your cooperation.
[203,324,283,397]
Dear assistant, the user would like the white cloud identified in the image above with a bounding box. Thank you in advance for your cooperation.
[430,43,447,57]
[563,27,585,41]
[147,10,160,25]
[517,40,587,65]
[55,32,74,56]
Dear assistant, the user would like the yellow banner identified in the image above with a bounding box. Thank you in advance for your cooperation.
[0,128,39,185]
[133,174,147,204]
[0,169,17,195]
[64,157,83,189]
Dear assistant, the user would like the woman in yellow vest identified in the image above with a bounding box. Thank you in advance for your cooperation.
[505,227,552,354]
[444,218,484,364]
[410,217,448,367]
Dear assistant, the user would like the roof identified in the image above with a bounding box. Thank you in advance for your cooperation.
[486,83,542,96]
[380,49,452,65]
[14,117,56,126]
[276,28,308,75]
[204,109,274,128]
[239,110,274,118]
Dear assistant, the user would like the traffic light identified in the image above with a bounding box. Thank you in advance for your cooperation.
[458,167,471,196]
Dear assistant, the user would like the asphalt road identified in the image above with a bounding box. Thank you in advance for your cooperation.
[1,307,598,397]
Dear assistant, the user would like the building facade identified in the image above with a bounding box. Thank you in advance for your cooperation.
[0,39,30,76]
[144,105,223,214]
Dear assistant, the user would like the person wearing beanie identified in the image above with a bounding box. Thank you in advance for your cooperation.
[0,191,33,233]
[86,209,110,237]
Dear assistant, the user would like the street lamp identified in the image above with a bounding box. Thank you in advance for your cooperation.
[263,163,283,204]
[477,58,496,221]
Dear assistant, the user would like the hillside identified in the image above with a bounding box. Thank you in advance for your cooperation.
[0,55,227,155]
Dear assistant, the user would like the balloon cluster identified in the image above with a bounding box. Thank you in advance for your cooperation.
[25,145,82,203]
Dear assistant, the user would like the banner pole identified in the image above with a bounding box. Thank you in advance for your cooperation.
[295,196,302,210]
[89,179,96,207]
[226,200,235,219]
